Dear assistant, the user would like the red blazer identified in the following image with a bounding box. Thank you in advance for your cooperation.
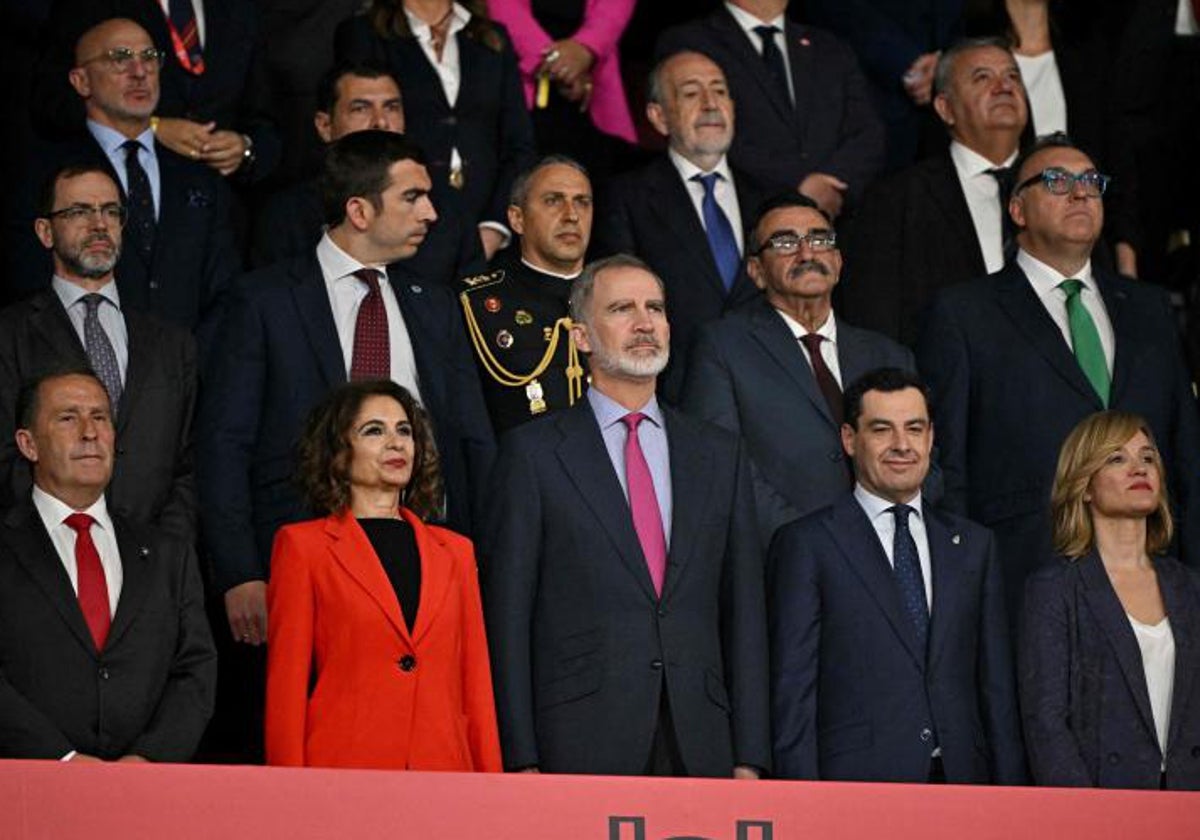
[265,508,501,771]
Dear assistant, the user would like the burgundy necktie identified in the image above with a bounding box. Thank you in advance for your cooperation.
[622,413,667,597]
[64,513,111,650]
[799,333,843,428]
[350,268,390,381]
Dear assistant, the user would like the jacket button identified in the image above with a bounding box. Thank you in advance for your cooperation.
[650,659,663,669]
[920,728,932,742]
[398,655,416,672]
[148,281,159,290]
[98,667,110,680]
[657,607,667,618]
[1107,752,1121,765]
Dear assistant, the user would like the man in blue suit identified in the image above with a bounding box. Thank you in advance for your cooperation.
[770,367,1025,784]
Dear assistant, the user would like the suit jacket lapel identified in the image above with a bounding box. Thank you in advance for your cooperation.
[925,508,966,670]
[28,290,87,365]
[712,9,795,125]
[994,264,1104,406]
[1096,269,1133,405]
[326,512,413,644]
[784,22,814,140]
[647,158,726,299]
[923,155,986,274]
[661,409,713,602]
[104,520,152,650]
[1079,553,1159,741]
[747,300,835,428]
[555,403,658,601]
[827,496,925,669]
[1158,559,1198,755]
[404,509,452,645]
[151,150,183,277]
[118,312,152,430]
[291,258,346,390]
[3,505,96,655]
[389,269,442,413]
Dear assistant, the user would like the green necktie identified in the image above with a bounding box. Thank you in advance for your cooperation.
[1059,278,1110,405]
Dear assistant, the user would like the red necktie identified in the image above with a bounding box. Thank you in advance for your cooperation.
[350,268,391,381]
[622,413,667,596]
[799,333,843,428]
[64,513,111,650]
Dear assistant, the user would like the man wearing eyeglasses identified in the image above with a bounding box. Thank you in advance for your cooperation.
[0,163,198,543]
[681,193,923,545]
[917,133,1200,625]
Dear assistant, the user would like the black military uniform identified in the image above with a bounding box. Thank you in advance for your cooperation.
[459,253,584,434]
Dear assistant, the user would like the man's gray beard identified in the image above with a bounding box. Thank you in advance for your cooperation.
[60,245,118,279]
[591,340,670,379]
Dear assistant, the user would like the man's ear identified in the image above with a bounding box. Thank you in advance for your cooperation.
[314,111,333,144]
[840,423,856,460]
[14,429,38,464]
[507,204,525,236]
[645,102,669,138]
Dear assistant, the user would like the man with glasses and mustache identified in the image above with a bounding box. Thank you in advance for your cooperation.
[918,133,1200,625]
[482,254,769,779]
[0,163,199,543]
[682,193,922,546]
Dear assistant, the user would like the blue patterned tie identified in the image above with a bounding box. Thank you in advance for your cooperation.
[82,294,123,414]
[691,172,741,293]
[890,504,928,654]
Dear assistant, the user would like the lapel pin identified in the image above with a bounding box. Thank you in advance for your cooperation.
[410,284,424,294]
[139,546,150,556]
[951,534,961,545]
[799,37,810,47]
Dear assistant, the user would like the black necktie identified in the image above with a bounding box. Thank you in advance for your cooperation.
[122,140,156,262]
[753,25,791,105]
[985,166,1016,263]
[890,504,929,655]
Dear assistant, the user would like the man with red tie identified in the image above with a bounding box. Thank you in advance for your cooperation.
[0,368,215,761]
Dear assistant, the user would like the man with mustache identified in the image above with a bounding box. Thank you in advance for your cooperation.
[682,193,923,546]
[0,163,198,542]
[196,129,494,760]
[461,156,593,433]
[482,254,769,778]
[769,366,1025,784]
[594,50,766,402]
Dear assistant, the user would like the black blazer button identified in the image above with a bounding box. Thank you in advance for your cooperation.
[98,667,110,680]
[398,655,416,672]
[1107,752,1121,765]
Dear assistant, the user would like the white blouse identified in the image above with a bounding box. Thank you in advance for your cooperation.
[1015,50,1067,136]
[1128,614,1176,764]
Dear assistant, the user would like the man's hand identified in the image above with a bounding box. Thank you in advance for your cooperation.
[1115,241,1138,279]
[198,129,248,176]
[903,52,940,106]
[517,767,540,773]
[480,227,507,261]
[225,580,268,646]
[117,754,149,763]
[69,753,103,762]
[733,765,760,780]
[798,172,849,219]
[559,74,594,111]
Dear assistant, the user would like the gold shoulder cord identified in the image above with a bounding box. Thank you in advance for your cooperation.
[459,291,584,405]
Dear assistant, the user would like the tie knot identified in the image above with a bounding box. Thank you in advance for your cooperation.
[890,504,913,528]
[799,332,824,354]
[64,512,95,534]
[82,293,105,314]
[1059,278,1084,300]
[691,172,722,195]
[621,412,647,432]
[354,268,383,293]
[122,139,143,158]
[753,24,780,42]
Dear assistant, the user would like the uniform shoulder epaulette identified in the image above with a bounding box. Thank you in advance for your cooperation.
[461,269,506,292]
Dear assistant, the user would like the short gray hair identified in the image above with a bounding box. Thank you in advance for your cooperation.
[569,254,666,326]
[508,154,589,209]
[933,36,1013,98]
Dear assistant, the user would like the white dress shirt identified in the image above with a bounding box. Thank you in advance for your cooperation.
[86,120,160,218]
[669,149,745,255]
[32,486,123,618]
[949,141,1017,274]
[775,308,843,387]
[157,0,207,45]
[1177,0,1199,36]
[316,233,422,401]
[52,277,129,383]
[724,2,795,104]
[1017,249,1115,374]
[1015,51,1067,136]
[854,484,933,609]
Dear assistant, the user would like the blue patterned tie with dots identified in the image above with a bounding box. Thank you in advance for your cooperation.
[122,139,156,263]
[82,294,123,414]
[890,504,928,654]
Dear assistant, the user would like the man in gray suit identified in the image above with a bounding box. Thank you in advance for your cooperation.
[682,193,922,544]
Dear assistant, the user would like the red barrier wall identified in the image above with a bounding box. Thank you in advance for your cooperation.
[2,760,1197,839]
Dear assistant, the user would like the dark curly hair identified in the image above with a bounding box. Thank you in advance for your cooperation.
[366,0,504,52]
[297,380,444,521]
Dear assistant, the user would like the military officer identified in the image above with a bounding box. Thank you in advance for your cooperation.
[461,156,593,434]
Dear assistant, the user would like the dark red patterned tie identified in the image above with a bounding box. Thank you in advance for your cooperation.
[350,268,390,381]
[64,513,111,650]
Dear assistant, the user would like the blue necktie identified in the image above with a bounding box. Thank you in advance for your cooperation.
[691,172,741,293]
[890,504,928,655]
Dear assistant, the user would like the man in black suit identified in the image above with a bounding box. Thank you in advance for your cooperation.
[917,134,1200,622]
[0,369,215,761]
[656,0,885,219]
[682,193,918,544]
[594,50,764,403]
[770,367,1025,784]
[250,60,484,288]
[482,254,769,777]
[0,164,196,541]
[842,38,1027,346]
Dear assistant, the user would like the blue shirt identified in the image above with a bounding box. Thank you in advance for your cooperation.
[587,387,673,546]
[86,120,161,218]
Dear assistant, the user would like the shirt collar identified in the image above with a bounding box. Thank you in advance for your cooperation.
[949,140,1018,179]
[775,307,838,343]
[32,483,114,533]
[87,119,155,159]
[1017,248,1096,297]
[405,2,470,40]
[52,277,122,312]
[520,256,581,281]
[317,232,388,289]
[586,386,665,431]
[668,148,734,186]
[854,483,924,523]
[725,2,786,34]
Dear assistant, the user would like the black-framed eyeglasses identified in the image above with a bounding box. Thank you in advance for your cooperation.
[754,230,837,256]
[79,47,165,74]
[1014,167,1110,198]
[45,203,128,225]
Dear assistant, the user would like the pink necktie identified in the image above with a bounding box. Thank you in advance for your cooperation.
[622,413,667,596]
[64,513,111,650]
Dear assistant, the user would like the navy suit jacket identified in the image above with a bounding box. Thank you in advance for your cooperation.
[593,155,765,403]
[480,399,770,776]
[0,503,216,761]
[196,254,495,595]
[769,493,1026,783]
[681,299,926,543]
[657,10,885,208]
[917,262,1200,617]
[1020,553,1200,789]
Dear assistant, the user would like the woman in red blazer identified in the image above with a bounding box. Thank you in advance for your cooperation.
[266,380,501,770]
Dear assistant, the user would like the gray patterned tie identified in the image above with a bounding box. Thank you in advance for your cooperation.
[82,294,123,414]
